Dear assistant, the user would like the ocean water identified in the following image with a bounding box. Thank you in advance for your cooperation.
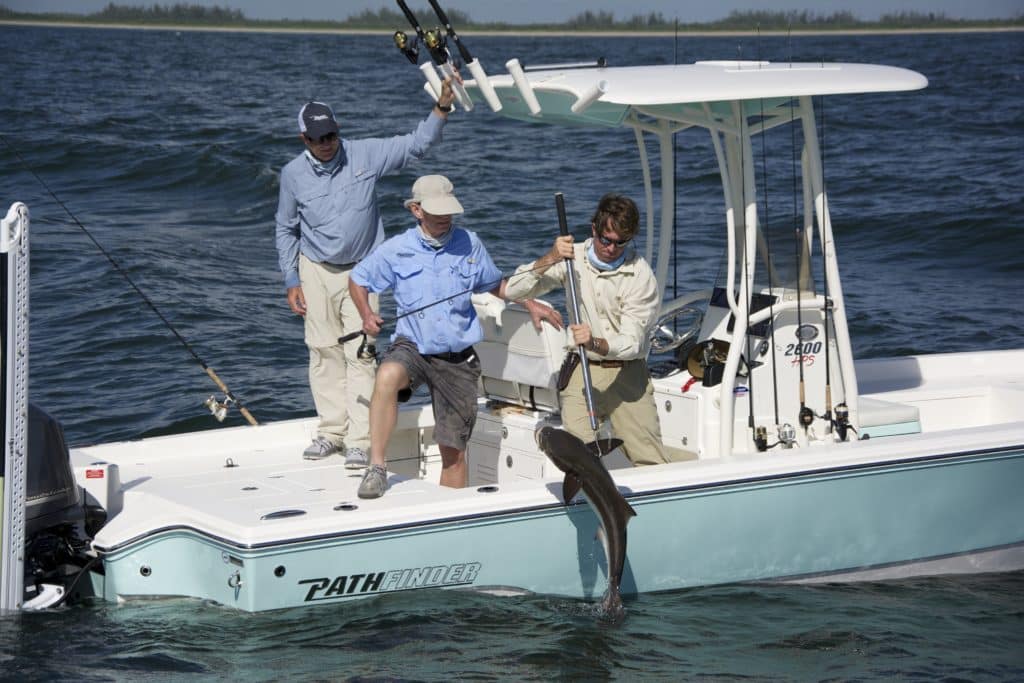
[1,24,1023,680]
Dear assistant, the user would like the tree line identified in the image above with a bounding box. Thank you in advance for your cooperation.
[1,3,1020,30]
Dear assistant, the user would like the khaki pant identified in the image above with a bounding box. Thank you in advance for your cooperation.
[299,254,378,450]
[559,358,673,466]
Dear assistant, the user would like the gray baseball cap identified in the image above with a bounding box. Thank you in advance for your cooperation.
[298,101,339,139]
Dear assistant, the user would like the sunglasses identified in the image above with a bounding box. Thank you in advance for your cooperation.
[304,131,337,144]
[595,232,632,248]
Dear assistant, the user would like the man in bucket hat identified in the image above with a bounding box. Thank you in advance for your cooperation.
[349,175,560,498]
[275,79,457,469]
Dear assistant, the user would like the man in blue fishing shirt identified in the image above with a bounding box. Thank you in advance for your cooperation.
[275,79,456,468]
[349,175,559,498]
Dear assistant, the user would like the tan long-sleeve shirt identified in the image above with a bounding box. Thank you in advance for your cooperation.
[505,240,660,361]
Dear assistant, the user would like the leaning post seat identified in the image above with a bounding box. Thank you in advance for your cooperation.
[471,294,566,412]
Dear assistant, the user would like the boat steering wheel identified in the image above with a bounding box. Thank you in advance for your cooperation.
[649,305,704,353]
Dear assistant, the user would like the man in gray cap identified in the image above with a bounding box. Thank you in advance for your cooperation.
[275,80,457,468]
[349,175,560,498]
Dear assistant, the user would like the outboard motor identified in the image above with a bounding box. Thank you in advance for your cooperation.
[26,403,82,535]
[23,403,96,608]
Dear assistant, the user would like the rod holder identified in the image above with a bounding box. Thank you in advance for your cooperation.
[466,59,502,112]
[506,58,541,116]
[438,60,473,111]
[419,61,445,102]
[570,80,607,114]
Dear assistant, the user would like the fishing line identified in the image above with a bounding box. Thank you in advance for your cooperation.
[737,69,758,445]
[672,17,680,337]
[0,134,258,426]
[788,87,811,432]
[338,255,568,345]
[757,71,782,433]
[818,95,834,430]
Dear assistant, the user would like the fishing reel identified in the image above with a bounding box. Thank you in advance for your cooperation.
[798,405,815,428]
[833,402,856,442]
[754,426,769,452]
[423,28,452,65]
[203,394,234,422]
[357,338,378,362]
[393,30,419,64]
[777,423,797,449]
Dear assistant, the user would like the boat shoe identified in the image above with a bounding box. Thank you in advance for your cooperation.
[303,436,342,460]
[358,465,388,499]
[344,447,369,469]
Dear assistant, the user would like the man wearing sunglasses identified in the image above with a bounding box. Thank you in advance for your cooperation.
[275,78,457,468]
[504,193,674,466]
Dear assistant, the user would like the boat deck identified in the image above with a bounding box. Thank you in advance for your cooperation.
[63,349,1024,556]
[70,415,541,551]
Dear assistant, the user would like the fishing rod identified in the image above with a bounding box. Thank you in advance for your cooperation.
[426,0,502,112]
[338,277,500,345]
[396,0,440,62]
[338,258,563,347]
[395,0,473,110]
[816,96,848,441]
[751,33,783,452]
[555,192,599,434]
[1,134,258,427]
[394,0,447,104]
[789,96,814,437]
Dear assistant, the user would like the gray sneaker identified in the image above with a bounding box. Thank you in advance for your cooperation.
[357,465,388,499]
[345,447,369,470]
[303,437,341,460]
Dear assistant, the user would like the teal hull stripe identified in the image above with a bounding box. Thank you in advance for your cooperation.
[98,445,1023,556]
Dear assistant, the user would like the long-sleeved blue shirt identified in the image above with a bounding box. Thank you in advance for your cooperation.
[274,113,445,289]
[351,225,503,355]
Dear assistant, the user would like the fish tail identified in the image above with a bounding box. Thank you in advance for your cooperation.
[600,584,626,622]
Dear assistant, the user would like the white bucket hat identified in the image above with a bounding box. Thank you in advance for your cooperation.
[403,175,464,215]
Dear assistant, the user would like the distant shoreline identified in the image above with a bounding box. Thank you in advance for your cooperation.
[1,18,1022,37]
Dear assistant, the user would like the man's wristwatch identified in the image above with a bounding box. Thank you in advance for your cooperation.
[436,102,453,113]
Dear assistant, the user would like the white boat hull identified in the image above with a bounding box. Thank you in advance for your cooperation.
[77,401,1024,611]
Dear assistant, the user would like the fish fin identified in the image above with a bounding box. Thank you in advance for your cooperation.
[584,438,624,457]
[562,473,582,503]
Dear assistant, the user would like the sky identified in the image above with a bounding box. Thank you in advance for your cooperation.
[6,0,1022,23]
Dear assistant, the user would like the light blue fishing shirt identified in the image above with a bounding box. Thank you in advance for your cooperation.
[274,113,445,288]
[351,225,503,355]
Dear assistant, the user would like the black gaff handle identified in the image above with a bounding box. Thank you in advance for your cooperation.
[555,192,570,238]
[554,192,599,432]
[428,0,473,63]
